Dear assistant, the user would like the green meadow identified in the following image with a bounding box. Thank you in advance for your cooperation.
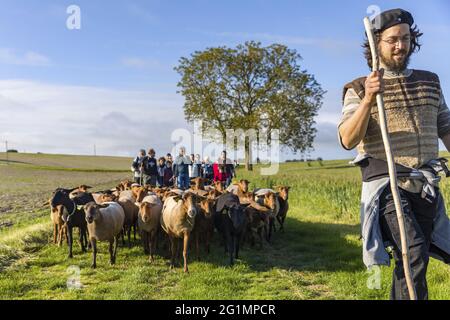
[1,152,449,300]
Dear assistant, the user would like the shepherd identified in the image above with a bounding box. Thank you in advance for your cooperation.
[338,8,450,300]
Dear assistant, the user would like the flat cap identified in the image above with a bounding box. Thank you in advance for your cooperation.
[371,8,414,33]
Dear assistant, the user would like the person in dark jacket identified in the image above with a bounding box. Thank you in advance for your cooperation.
[131,149,146,184]
[157,157,166,187]
[164,158,174,187]
[142,148,158,186]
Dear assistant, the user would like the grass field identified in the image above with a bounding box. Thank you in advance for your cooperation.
[1,152,450,300]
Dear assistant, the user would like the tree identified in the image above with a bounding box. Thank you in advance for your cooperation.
[175,41,324,170]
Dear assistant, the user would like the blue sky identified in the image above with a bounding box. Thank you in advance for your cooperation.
[1,0,449,160]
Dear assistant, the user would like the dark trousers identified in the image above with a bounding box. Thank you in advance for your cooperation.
[379,185,438,300]
[143,174,157,187]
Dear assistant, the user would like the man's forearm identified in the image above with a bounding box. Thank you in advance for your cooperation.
[339,98,373,149]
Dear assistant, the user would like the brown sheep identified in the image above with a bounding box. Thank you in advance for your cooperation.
[84,202,125,268]
[192,197,215,259]
[50,203,67,246]
[226,179,250,199]
[137,194,162,262]
[244,205,270,249]
[190,177,208,191]
[160,192,198,272]
[118,190,139,247]
[254,190,280,243]
[274,186,290,232]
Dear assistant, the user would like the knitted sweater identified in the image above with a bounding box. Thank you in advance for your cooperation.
[339,69,450,192]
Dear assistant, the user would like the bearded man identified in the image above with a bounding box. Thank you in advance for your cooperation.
[338,8,450,300]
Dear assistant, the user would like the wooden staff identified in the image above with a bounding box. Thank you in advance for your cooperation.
[363,17,417,300]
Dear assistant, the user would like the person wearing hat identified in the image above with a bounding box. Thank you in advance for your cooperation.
[338,9,450,299]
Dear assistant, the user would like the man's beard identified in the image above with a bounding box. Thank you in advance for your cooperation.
[379,49,410,72]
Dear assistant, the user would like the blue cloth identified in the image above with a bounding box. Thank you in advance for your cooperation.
[357,156,450,268]
[177,173,190,190]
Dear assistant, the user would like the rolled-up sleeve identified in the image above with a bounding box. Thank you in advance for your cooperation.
[338,88,361,150]
[437,92,450,139]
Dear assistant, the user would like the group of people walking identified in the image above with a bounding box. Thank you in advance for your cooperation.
[131,147,237,189]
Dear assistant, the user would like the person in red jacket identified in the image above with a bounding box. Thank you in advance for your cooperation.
[213,150,235,188]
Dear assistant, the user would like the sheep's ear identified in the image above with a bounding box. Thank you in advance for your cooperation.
[42,200,50,207]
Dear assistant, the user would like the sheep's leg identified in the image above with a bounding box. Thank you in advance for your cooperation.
[223,231,229,255]
[57,225,62,246]
[84,228,89,249]
[142,231,149,254]
[195,232,200,261]
[281,215,286,232]
[127,226,132,248]
[91,239,97,268]
[148,231,154,263]
[79,228,87,252]
[235,234,241,260]
[169,237,176,269]
[53,223,58,244]
[67,226,73,258]
[268,218,274,242]
[87,230,92,250]
[276,215,284,232]
[133,222,137,241]
[228,235,235,265]
[183,232,190,273]
[175,238,181,266]
[121,228,125,246]
[258,228,263,249]
[206,231,211,255]
[57,224,64,246]
[109,239,114,265]
[154,228,159,252]
[113,236,119,263]
[271,216,277,233]
[64,226,69,244]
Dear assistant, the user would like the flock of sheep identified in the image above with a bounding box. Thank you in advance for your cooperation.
[45,178,290,272]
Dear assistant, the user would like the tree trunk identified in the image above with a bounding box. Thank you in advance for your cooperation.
[244,137,253,171]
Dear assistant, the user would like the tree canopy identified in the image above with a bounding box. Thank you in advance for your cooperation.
[175,41,325,169]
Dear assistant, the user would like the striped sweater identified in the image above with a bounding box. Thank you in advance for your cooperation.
[339,69,450,191]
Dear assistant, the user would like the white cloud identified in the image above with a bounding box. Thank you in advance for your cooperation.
[0,48,50,66]
[0,80,187,156]
[0,79,354,160]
